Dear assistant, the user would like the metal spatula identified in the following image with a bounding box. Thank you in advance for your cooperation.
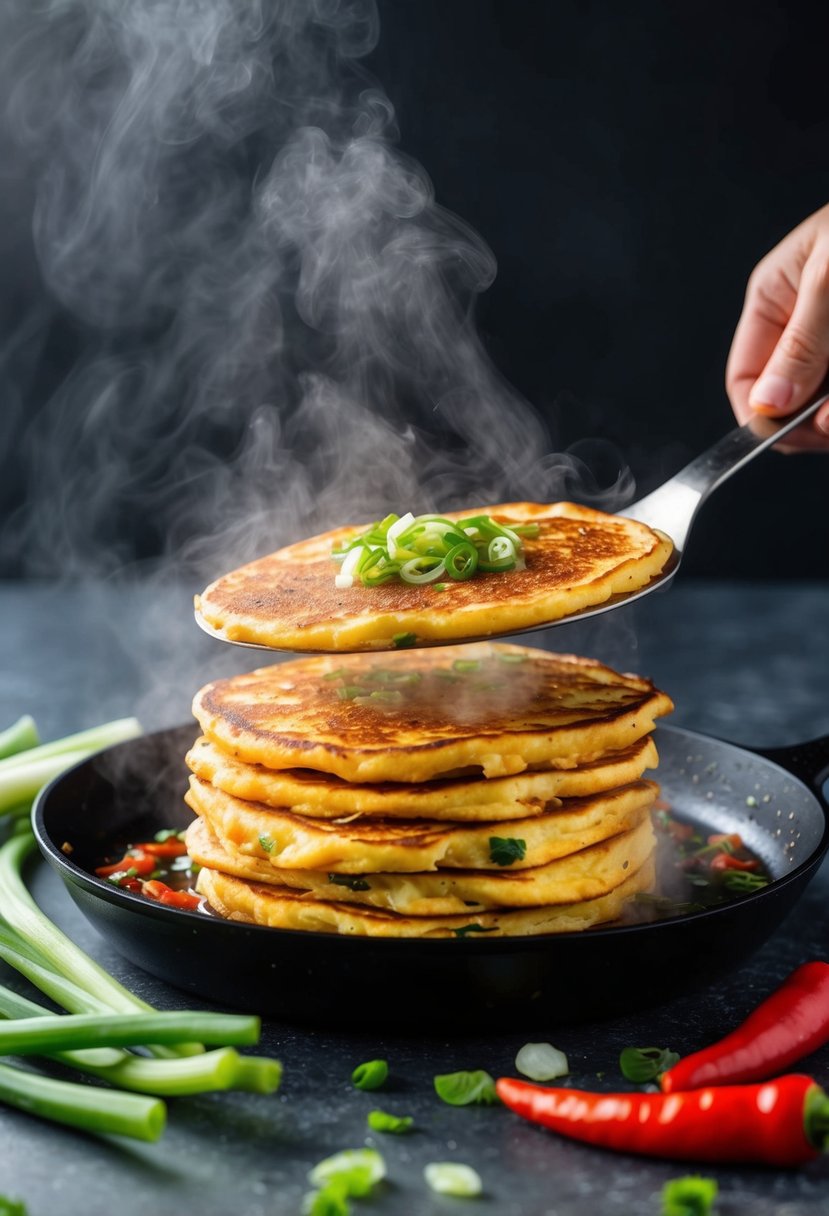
[605,391,829,612]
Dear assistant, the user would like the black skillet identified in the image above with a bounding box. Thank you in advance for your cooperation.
[32,723,829,1032]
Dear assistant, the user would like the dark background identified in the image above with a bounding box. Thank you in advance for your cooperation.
[2,0,829,578]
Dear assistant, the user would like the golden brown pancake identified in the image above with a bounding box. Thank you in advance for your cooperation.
[186,814,656,915]
[195,856,656,937]
[191,642,673,783]
[185,734,659,821]
[195,501,673,652]
[184,773,658,873]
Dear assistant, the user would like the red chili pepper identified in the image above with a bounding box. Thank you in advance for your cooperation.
[95,851,157,878]
[133,839,188,858]
[662,961,829,1092]
[141,880,201,911]
[495,1073,829,1166]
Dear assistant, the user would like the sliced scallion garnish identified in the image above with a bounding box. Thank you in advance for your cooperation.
[367,1108,413,1134]
[515,1042,569,1082]
[424,1162,483,1198]
[619,1045,680,1084]
[331,512,535,588]
[434,1069,499,1106]
[351,1059,388,1091]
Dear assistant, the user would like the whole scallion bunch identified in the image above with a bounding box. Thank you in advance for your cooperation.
[0,714,282,1142]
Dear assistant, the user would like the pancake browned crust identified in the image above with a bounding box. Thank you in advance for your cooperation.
[186,734,659,821]
[195,501,674,652]
[186,814,656,914]
[184,773,658,873]
[191,642,674,783]
[195,856,656,937]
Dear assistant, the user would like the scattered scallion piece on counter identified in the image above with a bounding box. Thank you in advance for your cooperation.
[619,1045,680,1084]
[0,1196,28,1216]
[423,1162,483,1198]
[307,1149,386,1200]
[661,1175,719,1216]
[351,1058,388,1091]
[367,1109,413,1134]
[515,1042,569,1082]
[434,1069,499,1106]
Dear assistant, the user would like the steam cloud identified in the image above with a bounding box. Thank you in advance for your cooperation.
[0,0,633,587]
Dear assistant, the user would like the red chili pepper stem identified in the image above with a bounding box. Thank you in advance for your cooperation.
[805,1089,829,1152]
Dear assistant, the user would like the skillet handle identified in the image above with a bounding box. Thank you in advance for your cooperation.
[752,735,829,804]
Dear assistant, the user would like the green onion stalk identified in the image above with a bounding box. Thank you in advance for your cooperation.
[0,715,283,1136]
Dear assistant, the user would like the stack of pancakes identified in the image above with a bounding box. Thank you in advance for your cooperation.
[184,641,674,938]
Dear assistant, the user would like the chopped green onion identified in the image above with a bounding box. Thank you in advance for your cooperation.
[308,1148,386,1195]
[453,924,497,938]
[424,1162,483,1198]
[0,1195,27,1216]
[721,871,769,893]
[258,835,275,853]
[392,633,417,648]
[488,837,527,867]
[515,1042,569,1082]
[434,1069,499,1106]
[331,512,533,588]
[660,1175,718,1216]
[303,1187,348,1216]
[367,1108,413,1134]
[619,1045,680,1084]
[353,690,404,706]
[351,1059,388,1091]
[453,659,480,673]
[335,685,367,700]
[328,874,371,892]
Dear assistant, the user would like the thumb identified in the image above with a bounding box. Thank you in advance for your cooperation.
[748,243,829,415]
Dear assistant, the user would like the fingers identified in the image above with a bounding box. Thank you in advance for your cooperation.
[748,239,829,418]
[725,206,829,451]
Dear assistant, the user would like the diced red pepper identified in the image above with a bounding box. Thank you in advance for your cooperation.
[709,853,760,872]
[141,880,201,911]
[133,839,188,858]
[707,832,744,849]
[95,851,156,878]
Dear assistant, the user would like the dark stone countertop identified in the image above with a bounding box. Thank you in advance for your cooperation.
[1,577,828,1216]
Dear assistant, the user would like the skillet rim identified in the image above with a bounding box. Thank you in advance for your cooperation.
[30,721,829,954]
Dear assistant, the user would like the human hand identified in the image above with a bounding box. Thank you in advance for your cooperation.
[726,203,829,451]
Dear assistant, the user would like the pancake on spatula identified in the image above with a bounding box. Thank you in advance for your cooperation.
[186,814,656,915]
[184,774,658,873]
[195,501,673,652]
[192,641,674,783]
[185,735,659,821]
[195,857,656,938]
